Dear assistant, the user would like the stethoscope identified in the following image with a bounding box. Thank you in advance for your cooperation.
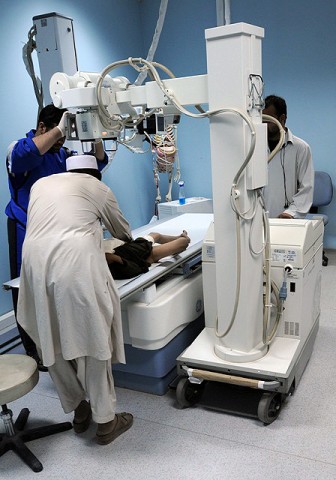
[280,145,290,209]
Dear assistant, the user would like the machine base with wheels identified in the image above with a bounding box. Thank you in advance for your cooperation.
[175,316,319,424]
[175,379,284,425]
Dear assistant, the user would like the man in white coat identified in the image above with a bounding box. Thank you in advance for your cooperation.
[17,154,134,445]
[262,95,314,219]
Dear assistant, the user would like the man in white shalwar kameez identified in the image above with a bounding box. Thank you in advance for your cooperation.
[262,95,314,219]
[17,155,134,445]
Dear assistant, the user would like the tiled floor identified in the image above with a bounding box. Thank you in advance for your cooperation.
[1,251,336,479]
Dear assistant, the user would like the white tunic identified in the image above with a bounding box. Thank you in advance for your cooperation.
[263,129,314,218]
[17,173,132,367]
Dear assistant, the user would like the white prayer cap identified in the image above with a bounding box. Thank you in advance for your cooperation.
[66,155,98,171]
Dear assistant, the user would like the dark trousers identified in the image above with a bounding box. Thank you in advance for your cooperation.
[7,217,37,355]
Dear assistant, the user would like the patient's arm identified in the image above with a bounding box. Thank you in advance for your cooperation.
[105,252,124,264]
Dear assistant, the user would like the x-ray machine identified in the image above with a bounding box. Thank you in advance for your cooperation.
[47,22,323,423]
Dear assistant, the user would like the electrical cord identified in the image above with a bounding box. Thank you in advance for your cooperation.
[134,0,169,86]
[280,146,290,208]
[258,190,283,345]
[95,58,281,344]
[95,59,173,133]
[216,191,271,340]
[125,60,287,347]
[262,114,285,162]
[22,25,43,117]
[248,192,267,256]
[95,58,256,169]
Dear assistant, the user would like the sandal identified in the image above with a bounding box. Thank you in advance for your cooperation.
[96,412,133,445]
[73,400,92,433]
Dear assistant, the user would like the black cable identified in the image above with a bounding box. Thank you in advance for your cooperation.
[280,146,290,209]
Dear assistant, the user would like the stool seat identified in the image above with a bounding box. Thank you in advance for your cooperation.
[0,355,39,405]
[0,353,72,472]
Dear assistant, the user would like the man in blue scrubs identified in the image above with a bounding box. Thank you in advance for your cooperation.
[5,104,108,370]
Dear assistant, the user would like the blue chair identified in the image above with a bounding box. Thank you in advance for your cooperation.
[306,171,333,266]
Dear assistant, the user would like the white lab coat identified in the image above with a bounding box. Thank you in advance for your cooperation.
[17,172,132,367]
[263,129,314,218]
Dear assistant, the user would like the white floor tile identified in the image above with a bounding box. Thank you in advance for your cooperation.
[1,252,336,479]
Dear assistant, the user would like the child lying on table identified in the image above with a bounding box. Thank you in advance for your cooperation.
[104,231,190,279]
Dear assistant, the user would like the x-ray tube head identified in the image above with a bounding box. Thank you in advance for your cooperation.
[64,111,118,141]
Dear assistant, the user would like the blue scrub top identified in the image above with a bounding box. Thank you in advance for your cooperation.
[5,130,108,227]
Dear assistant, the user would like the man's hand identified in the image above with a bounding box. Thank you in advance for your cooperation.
[278,212,294,219]
[91,138,106,161]
[56,111,69,137]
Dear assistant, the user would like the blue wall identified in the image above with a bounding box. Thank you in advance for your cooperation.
[1,0,336,315]
[140,0,336,246]
[0,0,148,314]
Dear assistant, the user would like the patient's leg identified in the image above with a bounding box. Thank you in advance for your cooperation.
[146,233,190,264]
[149,230,189,244]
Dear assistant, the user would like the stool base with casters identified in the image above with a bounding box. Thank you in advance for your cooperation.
[0,405,72,472]
[0,354,73,473]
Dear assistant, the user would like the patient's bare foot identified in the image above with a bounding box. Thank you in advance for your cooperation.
[180,230,190,243]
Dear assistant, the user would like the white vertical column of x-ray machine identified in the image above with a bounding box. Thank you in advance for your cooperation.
[176,23,323,422]
[207,23,268,361]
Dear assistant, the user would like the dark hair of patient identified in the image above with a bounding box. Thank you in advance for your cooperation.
[68,169,102,180]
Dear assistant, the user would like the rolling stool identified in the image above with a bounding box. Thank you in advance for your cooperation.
[0,354,72,473]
